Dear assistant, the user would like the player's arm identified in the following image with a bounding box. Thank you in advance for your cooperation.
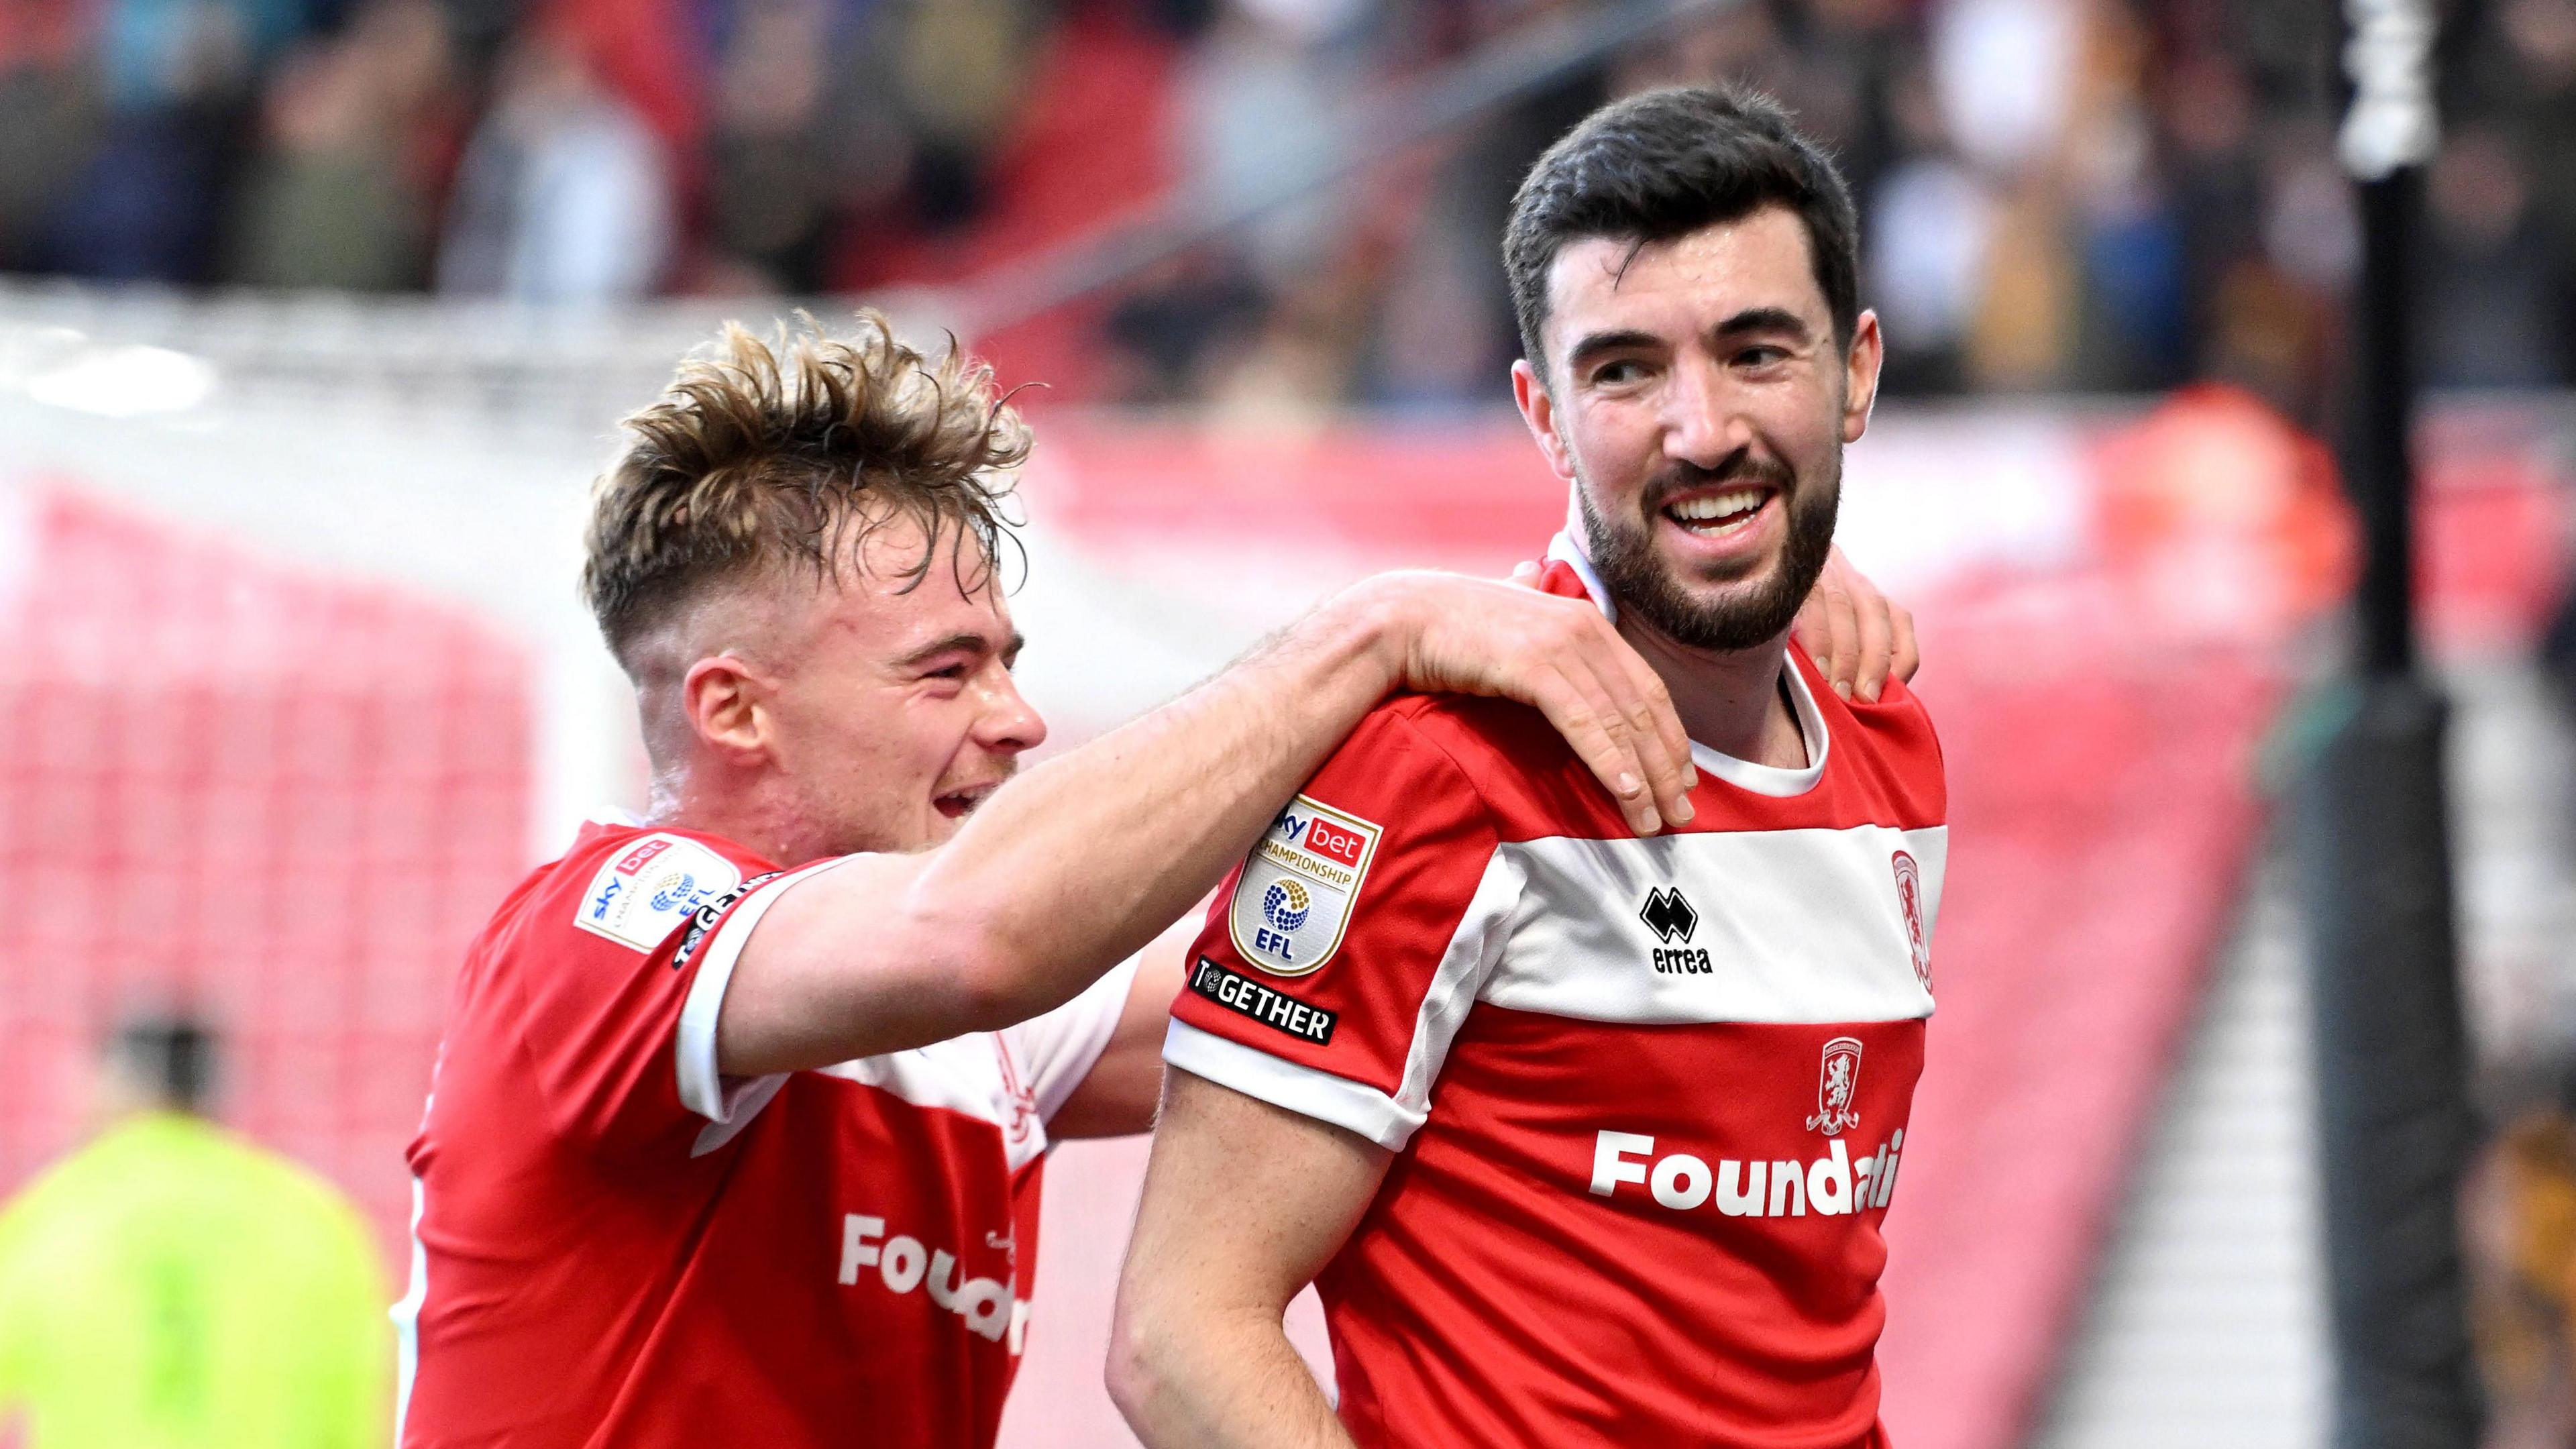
[717,572,1693,1077]
[1045,924,1189,1139]
[1110,1069,1387,1449]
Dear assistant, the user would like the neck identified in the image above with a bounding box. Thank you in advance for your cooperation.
[1615,619,1805,769]
[649,765,836,867]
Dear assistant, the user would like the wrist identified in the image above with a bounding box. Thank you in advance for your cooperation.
[1309,576,1415,695]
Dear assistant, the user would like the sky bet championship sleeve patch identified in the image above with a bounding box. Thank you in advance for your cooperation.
[1189,957,1337,1044]
[1228,794,1383,977]
[574,833,743,953]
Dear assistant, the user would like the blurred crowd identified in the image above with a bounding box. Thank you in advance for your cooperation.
[1110,0,2576,415]
[0,0,2572,411]
[0,0,1032,298]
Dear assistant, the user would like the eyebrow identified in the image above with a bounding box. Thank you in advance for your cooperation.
[1563,308,1816,376]
[1711,307,1813,342]
[1564,329,1663,374]
[899,631,1026,669]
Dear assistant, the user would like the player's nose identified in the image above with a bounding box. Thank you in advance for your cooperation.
[1660,354,1754,471]
[973,671,1048,756]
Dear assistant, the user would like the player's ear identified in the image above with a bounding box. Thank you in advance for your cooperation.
[682,655,769,761]
[1841,311,1883,445]
[1512,358,1577,482]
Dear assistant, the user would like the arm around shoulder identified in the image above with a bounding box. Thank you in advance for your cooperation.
[714,572,1693,1077]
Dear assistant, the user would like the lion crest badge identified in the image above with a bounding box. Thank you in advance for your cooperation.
[1892,849,1931,991]
[1807,1036,1864,1136]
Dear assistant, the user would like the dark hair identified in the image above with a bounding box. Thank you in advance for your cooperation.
[1503,85,1862,370]
[113,1014,216,1112]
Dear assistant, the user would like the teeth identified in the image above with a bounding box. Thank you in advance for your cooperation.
[1669,489,1764,523]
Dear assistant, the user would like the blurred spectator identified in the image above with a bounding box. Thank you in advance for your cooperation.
[28,0,282,281]
[1932,0,2078,176]
[2422,126,2565,388]
[698,0,1038,294]
[2481,0,2576,279]
[1353,5,1605,407]
[1175,0,1360,270]
[0,1016,390,1449]
[437,29,670,302]
[1176,1,1367,285]
[0,1,99,272]
[2467,1093,2576,1446]
[0,0,2573,404]
[702,0,848,294]
[895,0,1042,229]
[225,0,455,290]
[1868,58,1990,393]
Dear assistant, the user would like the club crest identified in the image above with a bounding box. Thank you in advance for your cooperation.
[1807,1036,1864,1136]
[1892,850,1931,991]
[1227,795,1383,976]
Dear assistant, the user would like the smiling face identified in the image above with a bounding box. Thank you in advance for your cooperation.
[1511,203,1881,653]
[680,515,1046,860]
[776,523,1044,855]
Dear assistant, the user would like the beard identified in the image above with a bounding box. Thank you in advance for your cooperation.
[1578,448,1841,653]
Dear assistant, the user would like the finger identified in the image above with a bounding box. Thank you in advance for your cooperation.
[1535,661,1662,835]
[1592,653,1693,829]
[1821,586,1860,700]
[1564,662,1666,835]
[1594,621,1695,820]
[1509,559,1543,587]
[1851,582,1894,703]
[1890,603,1921,685]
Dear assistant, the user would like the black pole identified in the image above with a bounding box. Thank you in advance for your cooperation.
[2348,168,2421,676]
[2298,2,2480,1446]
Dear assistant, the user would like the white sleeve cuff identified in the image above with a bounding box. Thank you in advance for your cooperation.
[1162,1018,1423,1152]
[674,859,847,1134]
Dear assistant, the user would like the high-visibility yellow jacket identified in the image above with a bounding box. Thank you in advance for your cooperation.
[0,1112,390,1449]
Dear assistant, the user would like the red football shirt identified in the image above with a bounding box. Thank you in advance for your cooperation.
[1168,537,1947,1448]
[396,820,1134,1448]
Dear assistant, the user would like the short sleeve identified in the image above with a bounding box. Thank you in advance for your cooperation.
[669,857,847,1136]
[1002,954,1143,1124]
[504,830,821,1157]
[1165,707,1519,1152]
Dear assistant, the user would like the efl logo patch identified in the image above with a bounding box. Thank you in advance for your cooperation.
[575,833,742,953]
[1189,957,1337,1044]
[1228,795,1382,977]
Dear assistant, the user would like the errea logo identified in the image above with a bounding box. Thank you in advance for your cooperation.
[1640,886,1697,942]
[1640,886,1711,975]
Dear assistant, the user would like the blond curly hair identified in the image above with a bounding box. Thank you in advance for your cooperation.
[582,310,1028,671]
